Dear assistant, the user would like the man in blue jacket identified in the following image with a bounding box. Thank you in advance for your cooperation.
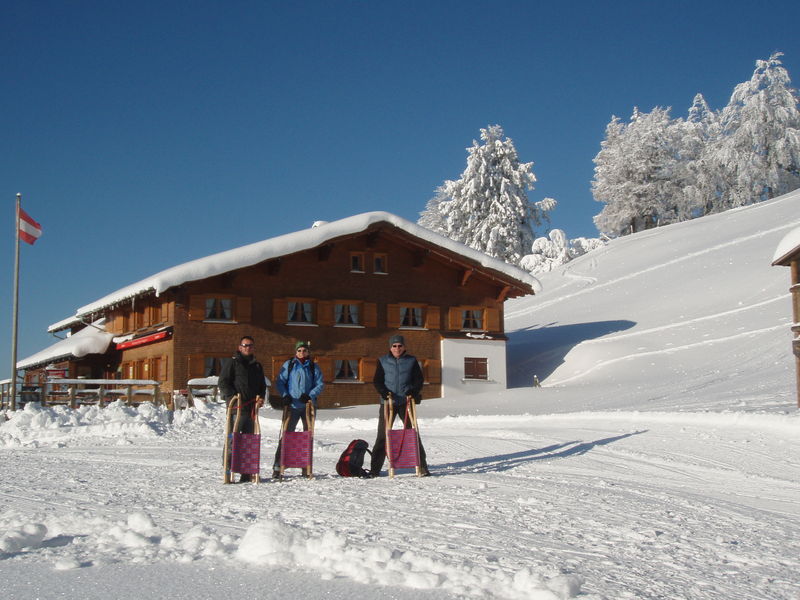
[370,334,430,477]
[272,340,324,478]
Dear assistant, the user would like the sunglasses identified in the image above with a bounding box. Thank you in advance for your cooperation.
[240,343,254,348]
[391,344,404,348]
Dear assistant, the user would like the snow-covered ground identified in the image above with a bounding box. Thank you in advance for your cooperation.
[2,191,800,599]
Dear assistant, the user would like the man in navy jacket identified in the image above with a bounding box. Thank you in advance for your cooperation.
[370,334,430,477]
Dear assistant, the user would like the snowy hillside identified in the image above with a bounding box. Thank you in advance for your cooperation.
[1,192,799,600]
[505,189,800,414]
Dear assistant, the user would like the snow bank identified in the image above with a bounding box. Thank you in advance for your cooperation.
[0,509,235,570]
[237,520,582,599]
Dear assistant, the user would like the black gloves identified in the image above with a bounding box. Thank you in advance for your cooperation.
[282,395,292,407]
[299,393,311,404]
[415,396,422,405]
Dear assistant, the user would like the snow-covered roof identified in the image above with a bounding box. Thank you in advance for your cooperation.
[772,225,800,266]
[47,315,84,334]
[18,320,114,370]
[56,211,540,327]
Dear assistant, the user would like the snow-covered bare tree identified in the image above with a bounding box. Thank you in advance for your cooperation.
[592,107,684,236]
[519,229,604,275]
[711,52,800,210]
[418,125,550,265]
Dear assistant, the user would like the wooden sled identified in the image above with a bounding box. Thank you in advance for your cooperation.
[276,402,315,480]
[385,394,422,478]
[223,394,262,484]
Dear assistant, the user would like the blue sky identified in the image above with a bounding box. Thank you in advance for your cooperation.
[3,1,799,380]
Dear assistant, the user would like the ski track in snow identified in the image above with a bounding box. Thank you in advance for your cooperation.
[2,403,799,600]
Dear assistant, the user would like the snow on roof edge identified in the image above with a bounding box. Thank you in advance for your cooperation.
[60,212,540,325]
[19,320,113,370]
[772,225,800,265]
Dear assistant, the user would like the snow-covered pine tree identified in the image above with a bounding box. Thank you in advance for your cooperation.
[679,93,721,218]
[418,125,548,266]
[712,52,800,210]
[592,107,684,236]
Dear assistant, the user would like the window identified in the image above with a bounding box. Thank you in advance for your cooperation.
[204,356,231,377]
[373,253,388,274]
[350,252,365,272]
[334,359,359,381]
[205,297,233,321]
[400,306,423,327]
[335,303,360,325]
[462,309,483,330]
[464,357,488,380]
[288,301,314,324]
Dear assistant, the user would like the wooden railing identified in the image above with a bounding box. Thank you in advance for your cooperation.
[40,378,165,409]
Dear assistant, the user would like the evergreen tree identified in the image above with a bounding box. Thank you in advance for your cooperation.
[418,125,548,265]
[679,93,721,217]
[713,52,800,210]
[592,107,683,236]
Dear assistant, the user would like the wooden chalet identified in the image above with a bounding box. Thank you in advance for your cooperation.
[20,212,539,408]
[772,226,800,407]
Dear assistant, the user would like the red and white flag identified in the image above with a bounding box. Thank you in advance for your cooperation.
[18,207,42,245]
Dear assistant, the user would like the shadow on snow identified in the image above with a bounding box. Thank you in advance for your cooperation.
[506,319,636,387]
[439,431,647,474]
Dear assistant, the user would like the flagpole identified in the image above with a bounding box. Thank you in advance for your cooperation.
[10,193,21,411]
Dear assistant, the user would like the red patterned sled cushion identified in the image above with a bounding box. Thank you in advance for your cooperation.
[281,430,313,468]
[230,433,261,474]
[388,428,419,469]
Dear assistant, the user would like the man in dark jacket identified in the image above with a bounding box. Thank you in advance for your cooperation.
[219,335,267,482]
[370,334,430,477]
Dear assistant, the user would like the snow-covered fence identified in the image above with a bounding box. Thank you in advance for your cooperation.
[42,378,166,409]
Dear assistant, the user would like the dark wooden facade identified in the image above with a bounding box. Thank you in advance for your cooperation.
[772,239,800,407]
[26,219,535,408]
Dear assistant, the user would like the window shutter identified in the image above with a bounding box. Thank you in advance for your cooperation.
[110,313,123,334]
[386,304,400,328]
[363,302,377,327]
[236,297,252,323]
[189,295,206,321]
[315,357,333,383]
[161,355,169,382]
[162,300,171,323]
[273,299,288,324]
[187,355,205,379]
[271,356,289,381]
[448,307,461,330]
[425,306,440,330]
[318,301,334,326]
[485,308,500,332]
[425,359,441,383]
[360,358,377,383]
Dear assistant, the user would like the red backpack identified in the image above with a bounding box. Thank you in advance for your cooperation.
[336,439,372,478]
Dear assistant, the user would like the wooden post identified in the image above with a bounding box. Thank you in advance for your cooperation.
[68,385,77,409]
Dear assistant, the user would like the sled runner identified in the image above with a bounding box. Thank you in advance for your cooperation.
[336,439,372,478]
[223,394,262,484]
[385,394,422,478]
[276,401,315,480]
